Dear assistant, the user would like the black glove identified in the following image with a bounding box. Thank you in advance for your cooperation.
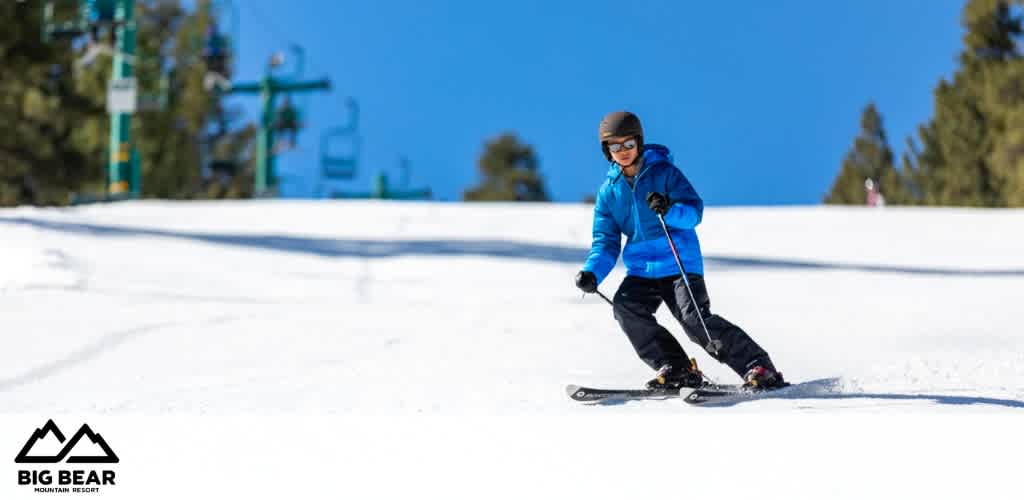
[575,271,598,293]
[646,192,670,216]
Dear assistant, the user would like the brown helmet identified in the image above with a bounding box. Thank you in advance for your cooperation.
[598,111,644,161]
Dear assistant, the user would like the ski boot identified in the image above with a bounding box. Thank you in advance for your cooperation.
[646,359,705,391]
[742,365,786,391]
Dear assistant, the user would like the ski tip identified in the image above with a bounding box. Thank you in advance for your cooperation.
[565,384,582,397]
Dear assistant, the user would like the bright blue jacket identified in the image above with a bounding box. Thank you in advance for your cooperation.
[583,144,704,284]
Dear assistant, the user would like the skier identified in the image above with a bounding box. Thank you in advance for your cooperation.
[574,111,785,391]
[274,96,301,150]
[202,23,230,77]
[865,178,886,208]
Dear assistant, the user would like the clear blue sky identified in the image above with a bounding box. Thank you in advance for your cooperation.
[214,0,965,204]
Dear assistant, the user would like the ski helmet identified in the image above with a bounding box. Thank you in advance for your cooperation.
[598,111,644,161]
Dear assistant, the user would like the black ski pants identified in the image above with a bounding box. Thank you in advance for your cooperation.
[612,273,774,377]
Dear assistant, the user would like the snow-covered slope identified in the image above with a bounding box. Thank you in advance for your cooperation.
[3,200,1022,500]
[2,200,1022,415]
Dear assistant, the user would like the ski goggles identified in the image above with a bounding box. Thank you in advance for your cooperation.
[606,138,638,153]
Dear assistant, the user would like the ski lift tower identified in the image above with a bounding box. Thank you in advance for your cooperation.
[220,47,330,197]
[42,0,141,198]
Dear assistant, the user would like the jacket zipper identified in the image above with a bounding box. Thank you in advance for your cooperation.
[627,164,651,241]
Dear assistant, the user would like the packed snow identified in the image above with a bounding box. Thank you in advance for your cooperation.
[2,201,1022,414]
[1,201,1021,499]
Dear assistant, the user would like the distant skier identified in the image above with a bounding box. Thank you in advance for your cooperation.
[574,111,785,391]
[865,178,885,208]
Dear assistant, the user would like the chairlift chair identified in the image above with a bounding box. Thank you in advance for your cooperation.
[320,98,361,180]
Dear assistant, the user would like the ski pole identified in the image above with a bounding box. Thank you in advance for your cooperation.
[581,289,615,307]
[655,213,721,355]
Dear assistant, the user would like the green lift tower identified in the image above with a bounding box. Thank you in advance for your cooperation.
[42,0,140,198]
[219,46,330,197]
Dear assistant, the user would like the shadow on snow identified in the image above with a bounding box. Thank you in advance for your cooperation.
[593,378,1024,410]
[4,216,1024,277]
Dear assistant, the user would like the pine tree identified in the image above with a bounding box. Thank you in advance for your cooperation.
[989,60,1024,205]
[0,0,256,206]
[825,103,909,204]
[113,0,256,199]
[903,0,1024,206]
[978,2,1024,205]
[464,133,550,201]
[0,1,106,205]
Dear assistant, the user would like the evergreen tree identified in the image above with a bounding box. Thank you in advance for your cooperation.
[0,1,106,205]
[825,103,909,204]
[134,0,255,199]
[0,0,255,206]
[989,60,1024,205]
[464,133,549,201]
[903,0,1024,206]
[830,0,1024,207]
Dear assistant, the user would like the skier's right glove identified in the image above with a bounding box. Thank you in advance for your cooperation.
[575,271,598,293]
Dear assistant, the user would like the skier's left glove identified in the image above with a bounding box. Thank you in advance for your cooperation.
[646,192,670,216]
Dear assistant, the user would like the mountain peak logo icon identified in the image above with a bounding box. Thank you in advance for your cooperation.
[15,420,119,464]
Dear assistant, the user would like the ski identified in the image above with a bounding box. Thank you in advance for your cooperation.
[570,378,838,405]
[566,384,679,403]
[567,382,774,403]
[682,382,793,405]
